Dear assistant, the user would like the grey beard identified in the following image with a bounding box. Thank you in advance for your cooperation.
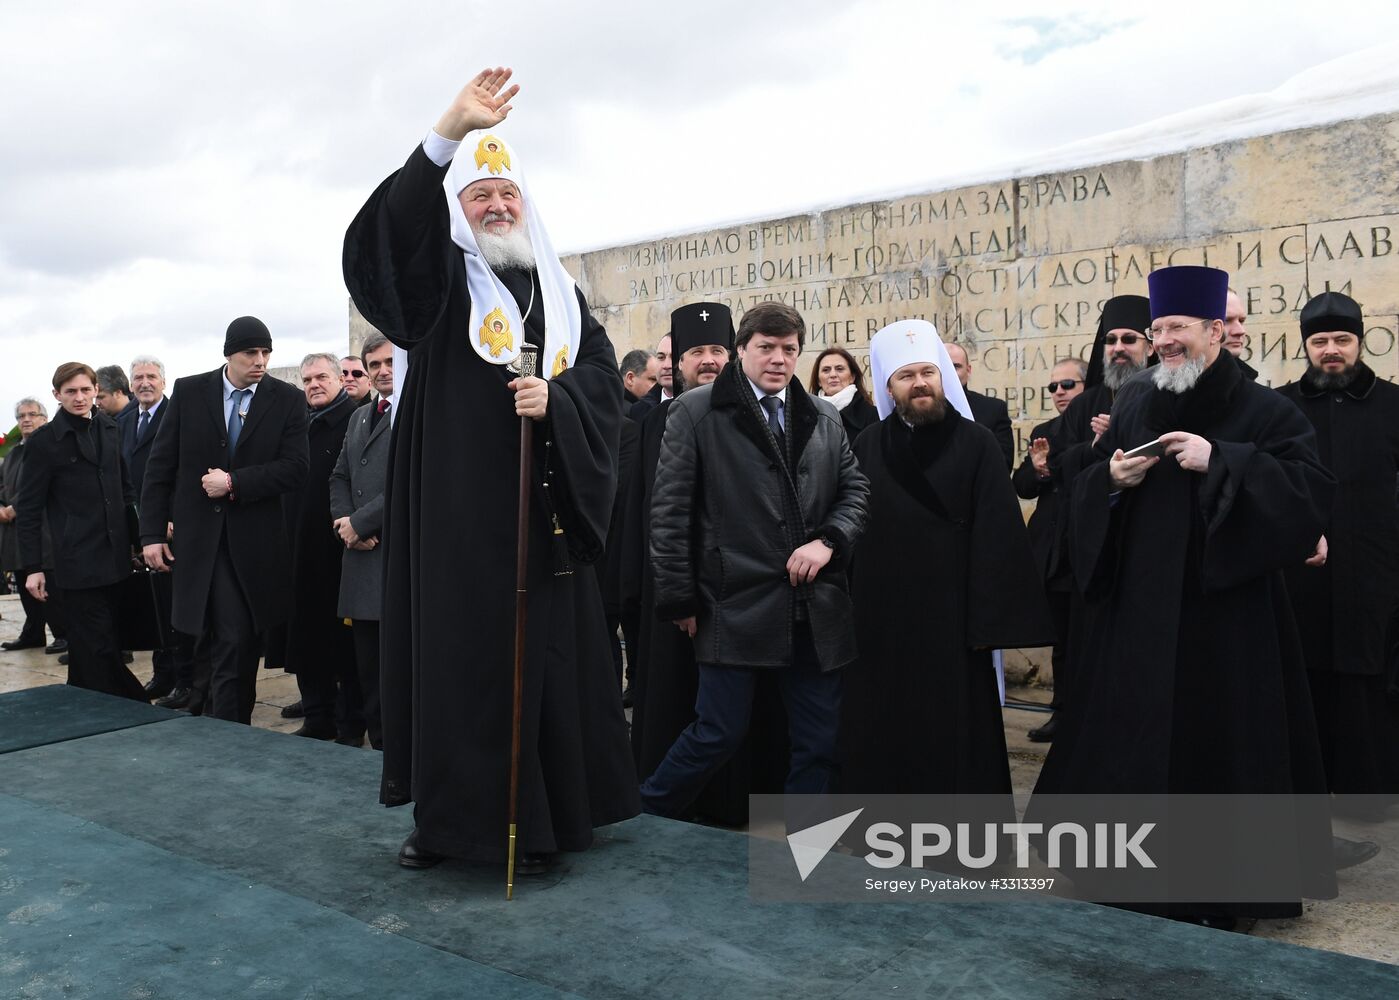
[897,394,946,426]
[1304,363,1358,390]
[475,227,536,271]
[1151,354,1207,395]
[1101,356,1146,391]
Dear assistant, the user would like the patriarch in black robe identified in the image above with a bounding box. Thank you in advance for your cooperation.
[843,321,1054,795]
[342,69,637,870]
[1280,291,1399,810]
[1035,266,1337,918]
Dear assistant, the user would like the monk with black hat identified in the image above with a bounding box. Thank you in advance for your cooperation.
[1280,291,1399,833]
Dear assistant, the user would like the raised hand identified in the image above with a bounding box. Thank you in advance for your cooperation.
[436,67,520,141]
[1030,437,1051,477]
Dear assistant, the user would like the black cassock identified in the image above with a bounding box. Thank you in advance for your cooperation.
[843,411,1053,794]
[1279,363,1399,798]
[621,399,787,823]
[343,143,638,862]
[1035,352,1337,911]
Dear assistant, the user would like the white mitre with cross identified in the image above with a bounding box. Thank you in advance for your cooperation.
[869,320,973,421]
[443,131,581,377]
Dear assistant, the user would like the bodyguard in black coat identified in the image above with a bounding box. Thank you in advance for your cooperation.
[18,364,145,700]
[642,303,869,818]
[139,318,309,723]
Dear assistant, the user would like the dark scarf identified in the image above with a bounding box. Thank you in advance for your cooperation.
[307,389,352,428]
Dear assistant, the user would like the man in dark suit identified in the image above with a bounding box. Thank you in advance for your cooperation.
[944,342,1014,470]
[118,354,195,704]
[282,352,362,743]
[627,334,673,422]
[18,363,146,700]
[140,317,309,723]
[330,333,394,751]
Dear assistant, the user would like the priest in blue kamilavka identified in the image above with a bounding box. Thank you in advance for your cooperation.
[342,68,637,873]
[1034,265,1338,921]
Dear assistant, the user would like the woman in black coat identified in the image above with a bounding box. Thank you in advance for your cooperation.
[807,347,878,441]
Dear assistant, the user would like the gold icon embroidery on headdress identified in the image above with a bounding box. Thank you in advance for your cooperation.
[552,346,569,377]
[479,307,513,358]
[474,135,511,175]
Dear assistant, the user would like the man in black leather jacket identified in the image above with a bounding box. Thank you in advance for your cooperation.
[640,302,869,817]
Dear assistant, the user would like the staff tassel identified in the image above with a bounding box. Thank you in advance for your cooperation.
[507,343,540,901]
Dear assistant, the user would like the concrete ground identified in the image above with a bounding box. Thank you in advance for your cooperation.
[0,591,1394,966]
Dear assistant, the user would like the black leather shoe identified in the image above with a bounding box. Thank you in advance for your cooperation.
[1027,714,1058,743]
[45,639,68,654]
[154,687,192,710]
[291,724,336,740]
[1,638,45,651]
[398,829,444,869]
[57,652,69,665]
[144,677,175,699]
[1334,836,1381,871]
[515,852,556,876]
[335,734,366,747]
[280,700,305,719]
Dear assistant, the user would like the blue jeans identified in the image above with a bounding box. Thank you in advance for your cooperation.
[640,632,842,817]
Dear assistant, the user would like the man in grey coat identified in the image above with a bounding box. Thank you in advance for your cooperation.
[641,302,870,817]
[330,333,394,750]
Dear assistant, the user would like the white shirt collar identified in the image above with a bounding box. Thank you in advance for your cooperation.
[222,367,260,401]
[746,378,787,406]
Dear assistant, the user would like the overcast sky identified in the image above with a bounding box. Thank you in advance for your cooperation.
[2,1,1397,424]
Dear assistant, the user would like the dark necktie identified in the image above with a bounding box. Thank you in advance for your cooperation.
[377,398,390,415]
[228,388,250,456]
[137,409,150,442]
[760,394,785,451]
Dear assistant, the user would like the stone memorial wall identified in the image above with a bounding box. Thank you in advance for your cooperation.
[563,111,1399,460]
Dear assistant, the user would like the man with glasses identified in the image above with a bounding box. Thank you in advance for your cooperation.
[1035,265,1338,927]
[340,356,373,406]
[1013,358,1086,741]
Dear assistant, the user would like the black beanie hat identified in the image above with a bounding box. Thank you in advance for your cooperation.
[1300,291,1364,338]
[223,316,273,356]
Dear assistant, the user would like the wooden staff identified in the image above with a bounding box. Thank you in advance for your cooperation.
[506,344,539,900]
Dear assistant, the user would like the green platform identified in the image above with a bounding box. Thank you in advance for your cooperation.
[0,682,178,753]
[0,687,1394,999]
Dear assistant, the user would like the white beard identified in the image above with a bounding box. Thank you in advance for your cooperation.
[1151,354,1207,394]
[1102,356,1146,391]
[474,223,536,271]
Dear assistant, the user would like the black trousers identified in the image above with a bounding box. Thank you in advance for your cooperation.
[352,619,382,749]
[60,582,146,701]
[13,568,51,643]
[295,631,363,738]
[1045,586,1071,712]
[151,633,196,689]
[193,540,261,724]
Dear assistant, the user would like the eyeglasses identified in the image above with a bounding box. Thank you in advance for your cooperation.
[342,369,367,379]
[1046,379,1080,392]
[1103,333,1143,346]
[1144,320,1209,341]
